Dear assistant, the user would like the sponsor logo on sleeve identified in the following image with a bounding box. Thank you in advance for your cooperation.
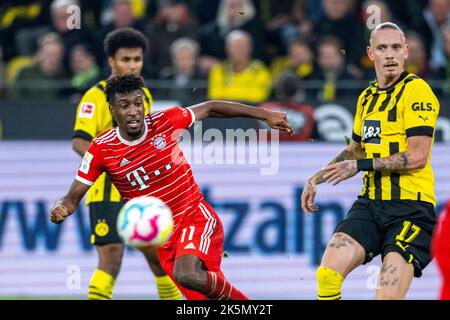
[80,151,93,174]
[79,103,95,118]
[411,102,434,112]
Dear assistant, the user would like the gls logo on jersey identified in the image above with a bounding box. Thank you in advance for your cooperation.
[362,119,381,144]
[411,102,434,112]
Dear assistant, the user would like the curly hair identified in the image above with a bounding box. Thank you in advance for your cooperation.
[103,27,148,57]
[105,74,145,105]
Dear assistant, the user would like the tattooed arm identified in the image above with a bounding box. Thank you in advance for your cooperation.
[310,141,365,185]
[373,136,431,171]
[301,141,365,214]
[321,135,432,189]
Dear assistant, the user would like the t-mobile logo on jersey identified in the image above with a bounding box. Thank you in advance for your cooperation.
[126,166,150,190]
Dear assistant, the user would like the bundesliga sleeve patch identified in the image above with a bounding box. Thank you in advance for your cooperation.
[80,151,93,174]
[78,103,95,118]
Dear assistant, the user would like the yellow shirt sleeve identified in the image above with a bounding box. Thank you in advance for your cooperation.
[352,90,367,143]
[403,79,440,138]
[73,87,104,141]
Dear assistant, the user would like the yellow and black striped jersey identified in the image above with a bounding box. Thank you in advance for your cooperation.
[352,71,440,206]
[73,80,152,204]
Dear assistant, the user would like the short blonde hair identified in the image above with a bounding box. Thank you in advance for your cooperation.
[370,22,405,45]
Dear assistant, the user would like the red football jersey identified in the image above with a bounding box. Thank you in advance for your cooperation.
[75,107,203,229]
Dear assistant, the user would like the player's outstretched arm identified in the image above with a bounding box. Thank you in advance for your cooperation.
[188,100,293,135]
[50,180,90,224]
[301,140,365,214]
[320,136,431,189]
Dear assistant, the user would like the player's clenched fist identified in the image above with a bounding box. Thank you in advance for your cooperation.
[264,111,294,135]
[50,203,69,224]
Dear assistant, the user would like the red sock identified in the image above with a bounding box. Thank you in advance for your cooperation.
[205,271,249,300]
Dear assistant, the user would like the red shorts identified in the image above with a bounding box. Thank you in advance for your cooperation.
[158,200,224,300]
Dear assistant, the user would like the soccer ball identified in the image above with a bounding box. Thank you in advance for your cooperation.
[117,196,174,249]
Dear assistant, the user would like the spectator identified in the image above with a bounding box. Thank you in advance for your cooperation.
[200,0,266,62]
[208,30,271,104]
[405,32,432,79]
[50,0,100,65]
[191,0,221,25]
[159,37,207,105]
[271,37,316,86]
[383,0,427,31]
[146,0,199,75]
[433,23,450,95]
[265,0,314,55]
[99,0,146,41]
[69,44,101,97]
[9,32,68,99]
[313,0,365,77]
[257,0,295,55]
[420,0,450,70]
[310,35,356,102]
[0,0,51,61]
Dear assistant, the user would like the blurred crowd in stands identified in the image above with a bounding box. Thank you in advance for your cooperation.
[1,0,450,108]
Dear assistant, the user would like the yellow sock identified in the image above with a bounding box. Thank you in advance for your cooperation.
[317,266,344,300]
[155,275,182,300]
[88,269,115,300]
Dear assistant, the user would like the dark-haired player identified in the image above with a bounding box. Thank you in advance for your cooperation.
[72,27,181,300]
[52,74,293,300]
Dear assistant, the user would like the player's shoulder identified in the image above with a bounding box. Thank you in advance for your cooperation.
[403,73,432,91]
[151,106,191,125]
[357,82,374,104]
[92,127,117,145]
[153,106,183,117]
[149,107,173,122]
[76,80,109,118]
[81,80,107,99]
[142,86,152,96]
[402,73,438,103]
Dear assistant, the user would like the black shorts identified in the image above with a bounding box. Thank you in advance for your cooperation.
[89,201,124,245]
[334,197,436,277]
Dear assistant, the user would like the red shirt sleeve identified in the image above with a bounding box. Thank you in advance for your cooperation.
[163,107,195,130]
[75,141,104,186]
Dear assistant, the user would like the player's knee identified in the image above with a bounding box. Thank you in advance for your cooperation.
[97,244,124,276]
